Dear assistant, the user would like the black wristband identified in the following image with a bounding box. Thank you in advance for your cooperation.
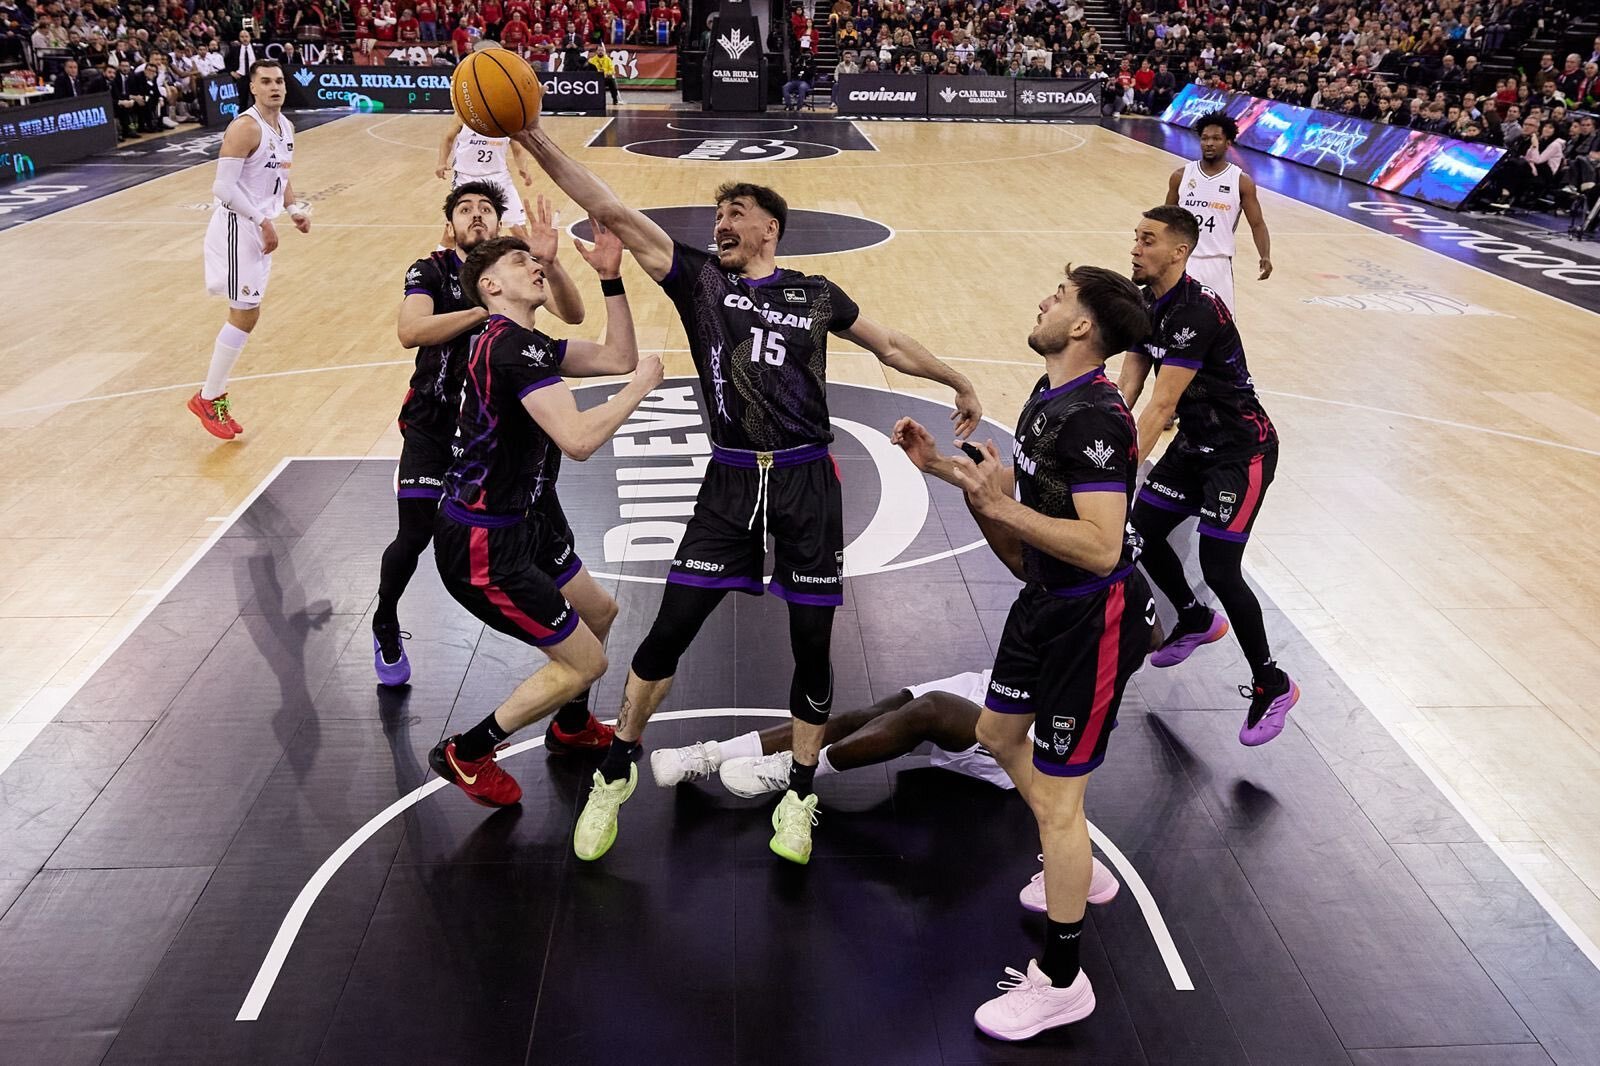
[601,276,625,297]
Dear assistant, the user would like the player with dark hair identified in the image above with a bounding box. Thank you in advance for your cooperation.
[374,183,589,710]
[513,121,982,864]
[427,232,665,808]
[651,667,1134,909]
[1165,110,1273,313]
[188,59,309,440]
[893,264,1154,1041]
[1122,205,1298,747]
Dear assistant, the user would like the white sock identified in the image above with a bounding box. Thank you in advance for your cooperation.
[202,323,250,400]
[816,745,838,778]
[717,730,763,762]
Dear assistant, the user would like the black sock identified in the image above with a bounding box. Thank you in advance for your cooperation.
[454,711,510,762]
[373,601,399,629]
[552,691,592,733]
[1176,599,1212,634]
[790,759,817,798]
[599,736,640,782]
[1040,917,1084,986]
[1253,660,1284,690]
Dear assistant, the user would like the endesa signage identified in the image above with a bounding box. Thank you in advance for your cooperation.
[1160,83,1504,209]
[281,66,605,115]
[838,75,1099,119]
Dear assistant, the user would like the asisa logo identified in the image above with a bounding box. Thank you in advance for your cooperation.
[568,377,1014,585]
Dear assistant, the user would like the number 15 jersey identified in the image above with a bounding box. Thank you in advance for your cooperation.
[658,241,860,452]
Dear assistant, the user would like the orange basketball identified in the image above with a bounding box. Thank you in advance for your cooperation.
[452,48,543,138]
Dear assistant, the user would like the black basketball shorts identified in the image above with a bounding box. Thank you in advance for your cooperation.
[396,422,454,502]
[667,444,845,607]
[434,505,577,647]
[985,570,1154,777]
[528,493,582,588]
[1139,441,1278,542]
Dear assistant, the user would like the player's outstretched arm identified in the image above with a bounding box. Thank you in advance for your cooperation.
[1132,361,1195,463]
[893,419,1024,578]
[1240,172,1272,279]
[526,193,585,325]
[397,292,488,348]
[560,219,640,377]
[511,125,675,281]
[950,441,1125,577]
[839,316,982,439]
[523,353,665,460]
[437,118,461,179]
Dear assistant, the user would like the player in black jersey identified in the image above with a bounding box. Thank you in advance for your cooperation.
[894,264,1153,1041]
[514,121,982,864]
[1122,205,1299,747]
[375,184,585,690]
[427,233,666,810]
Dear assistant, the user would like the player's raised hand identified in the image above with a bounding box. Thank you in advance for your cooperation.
[948,440,1007,514]
[573,217,624,279]
[260,218,279,254]
[634,351,665,391]
[950,385,982,440]
[890,416,938,471]
[527,194,560,263]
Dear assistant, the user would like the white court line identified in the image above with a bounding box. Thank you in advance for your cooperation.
[1088,821,1193,990]
[235,707,1191,1021]
[0,359,412,418]
[0,456,289,779]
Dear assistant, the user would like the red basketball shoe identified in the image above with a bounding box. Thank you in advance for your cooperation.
[429,736,522,807]
[544,714,616,755]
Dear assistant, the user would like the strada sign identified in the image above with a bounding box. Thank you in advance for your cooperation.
[837,75,1099,119]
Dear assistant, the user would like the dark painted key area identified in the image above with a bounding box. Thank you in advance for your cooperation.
[2,383,1598,1064]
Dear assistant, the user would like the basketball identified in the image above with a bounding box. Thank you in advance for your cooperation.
[451,48,542,138]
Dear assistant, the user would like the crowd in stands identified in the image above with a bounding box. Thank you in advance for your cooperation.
[785,0,1594,210]
[0,0,684,130]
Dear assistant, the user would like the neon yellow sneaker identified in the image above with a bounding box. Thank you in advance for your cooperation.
[769,790,819,865]
[573,763,637,861]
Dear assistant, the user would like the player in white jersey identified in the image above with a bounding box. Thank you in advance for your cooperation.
[1164,112,1273,314]
[649,669,1123,910]
[188,59,309,440]
[437,118,533,237]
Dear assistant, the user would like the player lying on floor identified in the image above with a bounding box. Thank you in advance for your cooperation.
[649,668,1127,911]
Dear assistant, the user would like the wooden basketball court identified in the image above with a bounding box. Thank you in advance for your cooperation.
[1,108,1598,1062]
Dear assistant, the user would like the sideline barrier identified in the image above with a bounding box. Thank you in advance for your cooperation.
[0,93,115,175]
[280,65,606,115]
[835,74,1101,120]
[1160,83,1504,209]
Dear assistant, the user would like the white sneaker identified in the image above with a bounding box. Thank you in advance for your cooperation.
[572,763,637,861]
[1019,854,1119,912]
[769,789,818,864]
[161,116,178,128]
[719,750,793,798]
[973,960,1095,1041]
[650,741,721,787]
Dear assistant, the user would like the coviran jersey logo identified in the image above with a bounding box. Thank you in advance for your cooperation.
[568,377,1015,585]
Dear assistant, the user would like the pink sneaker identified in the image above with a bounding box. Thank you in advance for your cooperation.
[1239,672,1300,746]
[1020,855,1119,912]
[1151,609,1229,668]
[974,960,1095,1041]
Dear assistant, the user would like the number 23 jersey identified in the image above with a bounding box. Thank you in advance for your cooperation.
[659,241,860,452]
